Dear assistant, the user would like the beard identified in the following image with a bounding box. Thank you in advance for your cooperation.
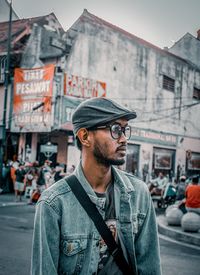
[93,142,126,167]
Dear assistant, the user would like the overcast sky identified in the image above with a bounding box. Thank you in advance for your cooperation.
[11,0,200,49]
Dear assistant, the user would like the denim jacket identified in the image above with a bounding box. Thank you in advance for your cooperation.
[31,163,162,275]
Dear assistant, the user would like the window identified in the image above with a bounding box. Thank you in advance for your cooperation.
[125,144,140,176]
[187,152,200,171]
[152,147,175,178]
[193,87,200,100]
[162,75,175,92]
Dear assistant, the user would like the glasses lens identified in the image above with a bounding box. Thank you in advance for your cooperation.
[111,124,121,139]
[125,126,131,140]
[110,124,131,140]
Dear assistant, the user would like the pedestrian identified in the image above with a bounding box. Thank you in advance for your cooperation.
[54,164,66,182]
[181,176,200,215]
[10,155,19,196]
[14,164,26,201]
[176,175,187,201]
[31,98,162,275]
[148,172,168,196]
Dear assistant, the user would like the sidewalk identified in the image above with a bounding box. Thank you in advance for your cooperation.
[157,214,200,247]
[0,192,29,207]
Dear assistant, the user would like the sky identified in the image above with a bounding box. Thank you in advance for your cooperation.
[10,0,200,49]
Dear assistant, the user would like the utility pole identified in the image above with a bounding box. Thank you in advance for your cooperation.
[0,0,12,188]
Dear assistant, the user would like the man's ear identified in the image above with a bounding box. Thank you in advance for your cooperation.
[77,128,91,147]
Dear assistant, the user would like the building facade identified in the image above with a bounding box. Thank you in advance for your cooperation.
[64,10,200,180]
[1,9,200,180]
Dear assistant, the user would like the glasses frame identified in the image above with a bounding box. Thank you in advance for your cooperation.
[89,123,132,140]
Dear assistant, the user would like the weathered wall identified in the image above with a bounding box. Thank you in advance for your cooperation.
[169,33,200,69]
[66,20,200,139]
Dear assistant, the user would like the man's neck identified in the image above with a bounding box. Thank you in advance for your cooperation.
[81,158,112,193]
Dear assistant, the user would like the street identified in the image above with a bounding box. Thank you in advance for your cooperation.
[0,205,35,275]
[0,204,199,275]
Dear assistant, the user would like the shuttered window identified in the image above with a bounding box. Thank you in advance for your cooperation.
[162,75,175,92]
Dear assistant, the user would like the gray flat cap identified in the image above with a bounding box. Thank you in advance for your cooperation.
[72,97,137,134]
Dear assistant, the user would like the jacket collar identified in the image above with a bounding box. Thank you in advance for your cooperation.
[74,162,135,198]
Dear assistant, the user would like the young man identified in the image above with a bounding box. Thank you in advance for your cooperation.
[31,98,162,275]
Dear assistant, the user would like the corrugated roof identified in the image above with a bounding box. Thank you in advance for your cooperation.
[0,13,64,53]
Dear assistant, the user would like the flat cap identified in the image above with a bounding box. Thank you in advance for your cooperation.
[72,97,137,135]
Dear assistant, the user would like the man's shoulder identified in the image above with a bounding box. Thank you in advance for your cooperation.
[38,177,70,204]
[115,168,148,192]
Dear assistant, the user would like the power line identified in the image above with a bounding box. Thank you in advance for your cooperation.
[110,96,199,101]
[1,97,199,126]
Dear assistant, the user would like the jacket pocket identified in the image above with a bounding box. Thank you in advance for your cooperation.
[62,238,87,256]
[60,236,88,275]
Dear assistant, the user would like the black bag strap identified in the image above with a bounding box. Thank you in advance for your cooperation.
[66,174,135,275]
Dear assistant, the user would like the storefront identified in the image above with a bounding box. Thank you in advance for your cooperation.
[124,126,180,182]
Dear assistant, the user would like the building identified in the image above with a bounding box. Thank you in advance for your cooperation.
[64,10,200,179]
[1,9,200,180]
[0,12,72,167]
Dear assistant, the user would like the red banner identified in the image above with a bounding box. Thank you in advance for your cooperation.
[12,64,55,132]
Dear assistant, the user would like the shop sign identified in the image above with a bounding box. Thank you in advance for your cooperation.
[11,64,55,132]
[64,73,106,98]
[40,143,57,158]
[40,144,57,153]
[131,127,177,146]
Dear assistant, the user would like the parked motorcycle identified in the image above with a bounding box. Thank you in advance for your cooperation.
[156,183,177,208]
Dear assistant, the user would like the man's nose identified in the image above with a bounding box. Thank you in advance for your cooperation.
[118,131,127,143]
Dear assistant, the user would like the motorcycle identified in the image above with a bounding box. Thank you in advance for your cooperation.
[156,183,177,208]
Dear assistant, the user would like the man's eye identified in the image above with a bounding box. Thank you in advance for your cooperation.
[112,125,120,132]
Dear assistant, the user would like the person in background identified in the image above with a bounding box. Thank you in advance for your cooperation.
[54,164,66,182]
[182,176,200,215]
[176,175,187,201]
[32,97,161,275]
[10,155,19,197]
[42,160,54,188]
[14,164,26,201]
[148,172,168,196]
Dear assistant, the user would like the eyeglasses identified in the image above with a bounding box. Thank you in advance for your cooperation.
[89,123,131,140]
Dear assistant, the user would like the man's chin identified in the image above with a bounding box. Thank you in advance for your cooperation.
[95,155,125,167]
[109,158,125,166]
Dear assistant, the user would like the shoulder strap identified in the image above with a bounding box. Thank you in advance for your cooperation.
[66,174,135,275]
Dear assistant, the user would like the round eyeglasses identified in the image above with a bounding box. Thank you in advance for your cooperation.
[89,123,131,140]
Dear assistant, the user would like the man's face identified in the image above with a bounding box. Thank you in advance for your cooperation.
[91,119,128,167]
